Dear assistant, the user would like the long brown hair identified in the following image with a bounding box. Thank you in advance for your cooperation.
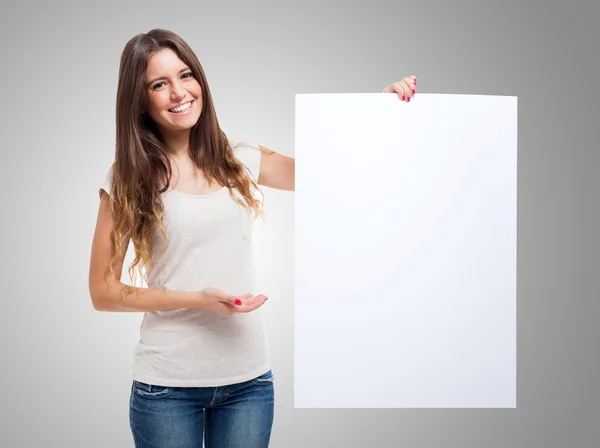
[108,29,263,295]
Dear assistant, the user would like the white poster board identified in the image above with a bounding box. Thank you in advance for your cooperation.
[295,93,517,408]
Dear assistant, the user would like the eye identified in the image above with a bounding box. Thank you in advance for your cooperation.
[182,72,194,79]
[152,82,166,90]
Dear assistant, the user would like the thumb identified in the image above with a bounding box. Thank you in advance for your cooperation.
[228,293,253,306]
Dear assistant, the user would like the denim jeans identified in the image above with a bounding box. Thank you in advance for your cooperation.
[129,370,275,448]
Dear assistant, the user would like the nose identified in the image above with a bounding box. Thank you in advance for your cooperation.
[170,81,186,100]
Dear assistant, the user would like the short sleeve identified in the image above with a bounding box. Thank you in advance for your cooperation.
[99,164,114,200]
[231,140,261,182]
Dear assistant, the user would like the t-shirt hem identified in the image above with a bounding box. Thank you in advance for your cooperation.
[130,363,272,388]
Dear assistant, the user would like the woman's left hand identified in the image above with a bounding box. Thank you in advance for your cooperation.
[383,76,418,102]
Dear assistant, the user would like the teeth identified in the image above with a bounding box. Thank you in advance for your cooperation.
[169,102,192,113]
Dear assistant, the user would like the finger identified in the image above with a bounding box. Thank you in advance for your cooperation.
[223,295,244,306]
[407,76,417,98]
[401,79,415,101]
[224,294,266,312]
[237,294,269,313]
[384,82,406,100]
[390,82,408,101]
[384,76,417,100]
[226,292,254,307]
[404,76,416,88]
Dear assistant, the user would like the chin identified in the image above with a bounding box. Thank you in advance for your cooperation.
[161,114,202,132]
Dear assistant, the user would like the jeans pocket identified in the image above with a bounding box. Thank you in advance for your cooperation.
[133,380,173,399]
[240,206,253,241]
[249,369,274,386]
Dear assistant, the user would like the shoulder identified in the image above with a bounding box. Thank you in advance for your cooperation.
[229,139,261,181]
[99,163,115,200]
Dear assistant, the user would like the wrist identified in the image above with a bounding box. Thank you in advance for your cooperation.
[196,289,208,309]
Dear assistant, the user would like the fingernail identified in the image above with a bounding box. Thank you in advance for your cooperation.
[407,97,411,102]
[412,89,416,94]
[402,96,405,100]
[235,299,242,305]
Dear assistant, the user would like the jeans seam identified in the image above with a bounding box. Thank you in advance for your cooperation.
[130,383,141,448]
[203,410,209,446]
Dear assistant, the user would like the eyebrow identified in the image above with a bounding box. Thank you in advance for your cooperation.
[146,67,191,87]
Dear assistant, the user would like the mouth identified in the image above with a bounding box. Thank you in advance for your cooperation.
[168,100,195,115]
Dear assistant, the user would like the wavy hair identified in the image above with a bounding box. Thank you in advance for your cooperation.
[107,29,263,296]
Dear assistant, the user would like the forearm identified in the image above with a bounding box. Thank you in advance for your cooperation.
[92,280,202,312]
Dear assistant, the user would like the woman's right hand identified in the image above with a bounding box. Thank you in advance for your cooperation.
[199,287,269,316]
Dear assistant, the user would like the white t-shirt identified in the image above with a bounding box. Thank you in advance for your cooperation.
[99,140,271,387]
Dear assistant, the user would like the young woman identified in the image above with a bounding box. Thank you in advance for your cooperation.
[88,28,416,448]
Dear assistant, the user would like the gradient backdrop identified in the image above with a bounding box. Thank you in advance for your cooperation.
[0,0,598,447]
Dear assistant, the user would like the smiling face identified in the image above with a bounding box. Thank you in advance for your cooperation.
[143,48,203,136]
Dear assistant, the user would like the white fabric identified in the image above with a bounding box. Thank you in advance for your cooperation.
[99,140,270,387]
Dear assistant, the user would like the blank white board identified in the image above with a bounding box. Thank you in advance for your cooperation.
[294,93,517,408]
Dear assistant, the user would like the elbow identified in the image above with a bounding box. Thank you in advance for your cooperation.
[89,283,113,312]
[90,291,108,311]
[92,300,108,312]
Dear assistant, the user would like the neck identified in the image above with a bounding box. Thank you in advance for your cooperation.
[160,128,191,159]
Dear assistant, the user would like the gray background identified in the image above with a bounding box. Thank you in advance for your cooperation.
[0,0,598,447]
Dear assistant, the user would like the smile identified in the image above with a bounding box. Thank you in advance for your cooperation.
[168,100,194,114]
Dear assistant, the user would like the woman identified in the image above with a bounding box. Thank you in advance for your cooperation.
[88,28,416,448]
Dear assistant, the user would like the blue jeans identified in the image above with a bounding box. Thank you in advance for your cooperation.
[129,370,275,448]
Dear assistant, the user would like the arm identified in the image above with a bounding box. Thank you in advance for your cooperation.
[89,191,204,311]
[257,145,295,191]
[88,191,247,313]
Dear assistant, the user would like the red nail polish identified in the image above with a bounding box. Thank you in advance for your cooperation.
[402,96,405,100]
[235,299,242,305]
[412,89,416,94]
[407,97,411,102]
